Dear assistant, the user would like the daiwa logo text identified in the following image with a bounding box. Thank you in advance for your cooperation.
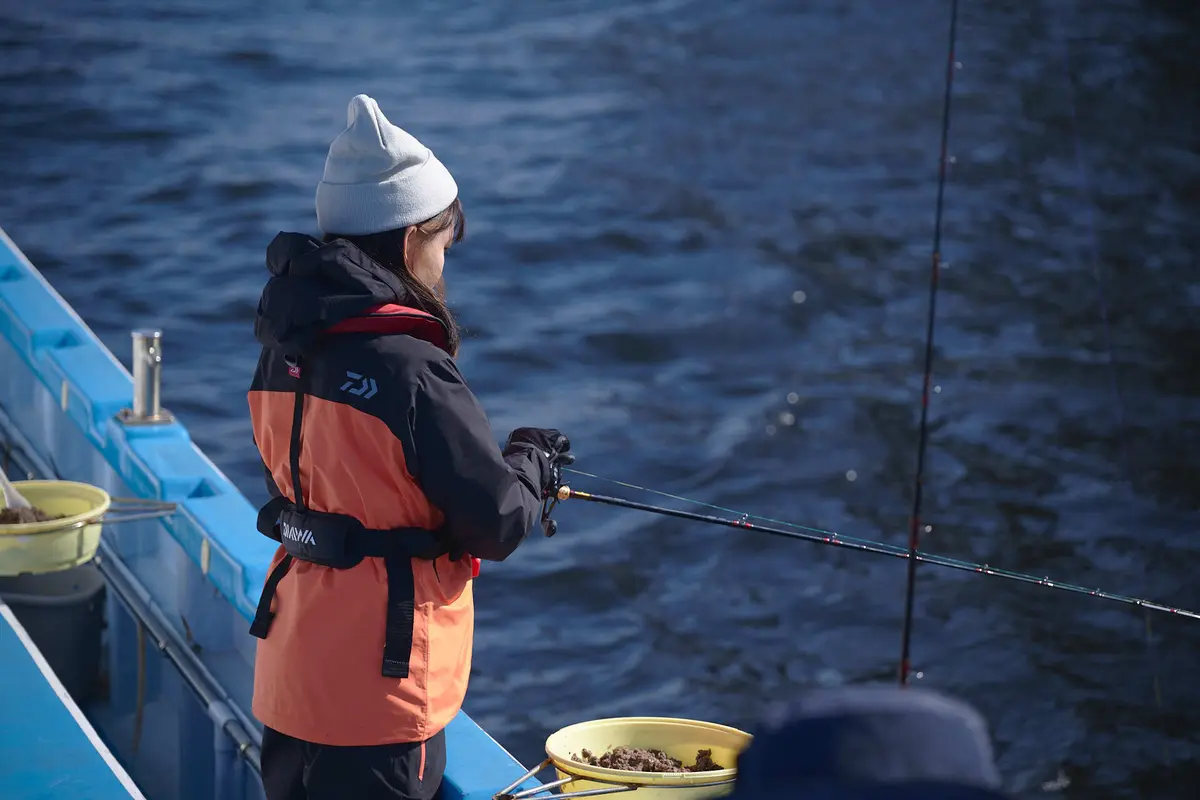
[280,521,316,546]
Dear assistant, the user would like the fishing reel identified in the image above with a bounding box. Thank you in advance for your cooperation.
[540,437,574,538]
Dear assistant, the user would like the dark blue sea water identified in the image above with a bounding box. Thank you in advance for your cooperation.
[1,0,1197,797]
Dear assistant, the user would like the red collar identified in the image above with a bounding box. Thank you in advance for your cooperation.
[325,304,449,352]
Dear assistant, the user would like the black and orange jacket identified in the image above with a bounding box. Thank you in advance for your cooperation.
[247,231,550,746]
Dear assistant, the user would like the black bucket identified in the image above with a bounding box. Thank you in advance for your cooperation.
[0,562,106,703]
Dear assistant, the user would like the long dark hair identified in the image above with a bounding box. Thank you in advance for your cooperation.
[323,196,466,355]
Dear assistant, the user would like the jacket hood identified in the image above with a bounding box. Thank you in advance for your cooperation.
[254,232,416,357]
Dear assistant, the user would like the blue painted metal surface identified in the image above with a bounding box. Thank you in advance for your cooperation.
[0,226,545,800]
[0,601,144,799]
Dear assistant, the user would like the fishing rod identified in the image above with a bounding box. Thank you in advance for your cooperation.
[898,0,961,687]
[541,482,1200,621]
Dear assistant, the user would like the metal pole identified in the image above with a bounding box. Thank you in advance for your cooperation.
[119,329,174,425]
[131,330,162,419]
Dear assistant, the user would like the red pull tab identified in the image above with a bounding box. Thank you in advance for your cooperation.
[471,557,481,578]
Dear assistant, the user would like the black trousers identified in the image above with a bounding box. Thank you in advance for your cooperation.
[260,726,446,800]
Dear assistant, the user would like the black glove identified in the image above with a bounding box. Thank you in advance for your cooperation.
[503,428,570,459]
[504,428,574,539]
[503,427,574,494]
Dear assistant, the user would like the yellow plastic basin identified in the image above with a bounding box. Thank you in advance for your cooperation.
[0,480,112,576]
[545,716,751,800]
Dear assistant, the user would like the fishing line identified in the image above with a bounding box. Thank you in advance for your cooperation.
[1052,9,1169,751]
[897,0,961,687]
[549,477,1200,621]
[563,467,841,538]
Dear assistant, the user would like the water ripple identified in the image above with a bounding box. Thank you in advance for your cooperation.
[1,0,1198,796]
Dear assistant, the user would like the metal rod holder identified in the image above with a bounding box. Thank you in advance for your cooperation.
[495,760,637,800]
[493,758,733,800]
[117,329,175,425]
[105,497,178,525]
[2,498,177,536]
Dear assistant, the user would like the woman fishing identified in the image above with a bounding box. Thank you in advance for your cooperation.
[245,93,572,800]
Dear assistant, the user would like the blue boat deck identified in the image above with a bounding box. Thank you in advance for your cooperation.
[0,600,144,799]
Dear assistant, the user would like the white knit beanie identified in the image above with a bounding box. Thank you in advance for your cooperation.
[315,94,458,236]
